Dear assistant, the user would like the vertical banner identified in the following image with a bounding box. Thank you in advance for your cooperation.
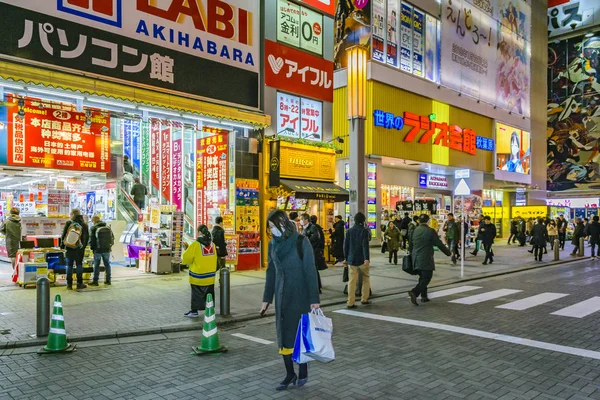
[386,0,399,67]
[150,120,161,194]
[141,122,150,188]
[367,162,377,238]
[412,7,424,77]
[269,140,281,188]
[425,14,438,82]
[196,134,229,227]
[195,138,203,233]
[372,0,386,62]
[172,137,183,211]
[123,120,132,161]
[131,120,141,172]
[400,2,413,73]
[160,125,171,203]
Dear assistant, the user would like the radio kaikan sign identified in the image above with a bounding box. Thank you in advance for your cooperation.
[3,97,111,172]
[0,0,260,108]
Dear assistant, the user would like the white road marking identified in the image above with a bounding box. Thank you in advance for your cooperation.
[449,289,522,305]
[551,297,600,318]
[496,293,569,311]
[231,333,274,345]
[335,309,600,361]
[426,286,482,299]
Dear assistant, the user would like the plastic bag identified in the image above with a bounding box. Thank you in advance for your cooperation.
[292,309,335,364]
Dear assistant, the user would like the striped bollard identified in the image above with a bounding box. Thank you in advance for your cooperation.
[192,293,228,355]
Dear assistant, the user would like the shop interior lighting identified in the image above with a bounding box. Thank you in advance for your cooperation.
[138,107,181,118]
[86,97,137,109]
[181,114,221,125]
[27,87,84,101]
[585,32,594,38]
[1,83,26,91]
[0,177,12,183]
[224,121,253,130]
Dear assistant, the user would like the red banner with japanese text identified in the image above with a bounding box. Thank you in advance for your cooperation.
[172,138,183,211]
[150,120,161,193]
[5,97,110,172]
[160,126,171,202]
[195,132,229,229]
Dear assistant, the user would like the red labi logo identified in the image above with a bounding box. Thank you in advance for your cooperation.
[66,0,115,16]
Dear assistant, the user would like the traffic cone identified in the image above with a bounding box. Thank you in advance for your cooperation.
[192,294,227,355]
[38,294,75,354]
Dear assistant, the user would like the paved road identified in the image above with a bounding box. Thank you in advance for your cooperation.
[2,260,600,399]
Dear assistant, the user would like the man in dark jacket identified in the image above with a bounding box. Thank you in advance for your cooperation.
[344,212,371,308]
[0,208,21,272]
[557,214,567,250]
[588,216,600,259]
[61,209,89,290]
[89,215,114,286]
[329,215,345,266]
[443,213,460,264]
[301,214,324,293]
[470,215,485,256]
[211,216,228,270]
[399,212,412,249]
[408,214,451,305]
[571,218,585,256]
[507,218,519,244]
[480,216,497,265]
[531,217,549,262]
[130,177,148,210]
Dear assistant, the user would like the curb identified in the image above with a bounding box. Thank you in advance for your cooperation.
[0,256,590,350]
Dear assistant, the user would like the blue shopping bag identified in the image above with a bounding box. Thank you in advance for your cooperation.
[292,309,335,363]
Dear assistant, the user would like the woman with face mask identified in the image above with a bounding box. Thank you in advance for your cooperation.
[262,210,321,390]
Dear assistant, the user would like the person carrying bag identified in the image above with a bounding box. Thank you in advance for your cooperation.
[293,308,335,364]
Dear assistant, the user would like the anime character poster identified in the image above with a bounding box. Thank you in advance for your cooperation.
[334,0,371,69]
[547,31,600,191]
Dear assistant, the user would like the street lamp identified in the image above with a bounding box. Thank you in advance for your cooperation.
[346,45,368,219]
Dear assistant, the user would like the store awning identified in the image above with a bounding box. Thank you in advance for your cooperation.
[0,61,270,128]
[281,179,349,202]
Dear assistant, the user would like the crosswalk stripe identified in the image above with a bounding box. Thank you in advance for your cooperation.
[496,293,569,311]
[427,286,482,299]
[449,289,522,305]
[551,297,600,318]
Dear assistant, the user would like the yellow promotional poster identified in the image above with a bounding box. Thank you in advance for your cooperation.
[225,234,239,265]
[482,207,504,219]
[236,206,259,232]
[222,210,235,234]
[149,207,160,229]
[511,206,546,219]
[278,143,335,182]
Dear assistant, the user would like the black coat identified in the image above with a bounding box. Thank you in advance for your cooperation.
[572,222,585,245]
[588,222,600,244]
[263,233,320,350]
[531,223,549,247]
[211,225,228,257]
[344,224,370,266]
[61,216,89,261]
[409,224,451,271]
[479,223,496,245]
[510,221,518,234]
[330,220,345,258]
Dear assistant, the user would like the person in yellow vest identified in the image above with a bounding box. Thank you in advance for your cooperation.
[182,225,217,318]
[430,216,439,233]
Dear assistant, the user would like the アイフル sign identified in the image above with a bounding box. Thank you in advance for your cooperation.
[0,0,260,108]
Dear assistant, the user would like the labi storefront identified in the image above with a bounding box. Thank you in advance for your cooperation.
[333,81,496,240]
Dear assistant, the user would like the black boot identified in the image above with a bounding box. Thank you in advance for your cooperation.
[276,355,297,391]
[298,363,308,386]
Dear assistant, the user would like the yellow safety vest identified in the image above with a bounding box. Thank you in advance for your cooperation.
[182,241,217,286]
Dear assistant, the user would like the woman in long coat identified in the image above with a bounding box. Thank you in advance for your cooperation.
[262,210,321,390]
[384,221,401,265]
[329,215,345,265]
[531,217,549,262]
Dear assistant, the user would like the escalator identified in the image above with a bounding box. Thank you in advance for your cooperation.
[116,184,141,224]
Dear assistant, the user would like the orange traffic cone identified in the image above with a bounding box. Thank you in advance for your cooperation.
[38,294,75,354]
[192,294,227,355]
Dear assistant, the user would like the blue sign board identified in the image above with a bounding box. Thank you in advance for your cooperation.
[419,173,427,188]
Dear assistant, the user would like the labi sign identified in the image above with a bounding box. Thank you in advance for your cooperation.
[0,0,260,108]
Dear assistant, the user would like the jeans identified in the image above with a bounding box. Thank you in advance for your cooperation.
[558,232,566,249]
[347,264,370,305]
[534,246,544,260]
[66,257,83,287]
[93,252,111,283]
[135,200,145,210]
[549,236,557,249]
[591,243,600,257]
[448,238,458,261]
[411,270,433,299]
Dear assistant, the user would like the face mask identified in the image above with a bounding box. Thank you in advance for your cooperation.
[271,226,283,237]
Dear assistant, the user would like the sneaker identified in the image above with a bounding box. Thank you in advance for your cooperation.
[76,284,87,290]
[347,304,358,309]
[184,311,199,318]
[104,281,111,285]
[89,282,99,287]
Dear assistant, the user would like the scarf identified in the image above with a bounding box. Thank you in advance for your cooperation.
[272,231,298,262]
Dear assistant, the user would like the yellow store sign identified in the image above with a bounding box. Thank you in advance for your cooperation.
[279,142,336,182]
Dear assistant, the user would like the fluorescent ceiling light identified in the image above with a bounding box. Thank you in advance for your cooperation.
[27,87,85,101]
[138,107,181,117]
[0,177,12,183]
[585,32,594,38]
[0,83,25,91]
[87,97,137,109]
[181,113,221,124]
[225,121,253,130]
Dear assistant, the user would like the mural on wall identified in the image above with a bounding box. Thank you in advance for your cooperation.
[547,31,600,191]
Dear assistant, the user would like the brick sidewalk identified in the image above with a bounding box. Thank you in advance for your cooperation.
[0,242,586,347]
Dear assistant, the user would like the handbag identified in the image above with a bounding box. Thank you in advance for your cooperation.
[342,265,349,282]
[292,309,335,364]
[381,241,388,253]
[402,254,417,275]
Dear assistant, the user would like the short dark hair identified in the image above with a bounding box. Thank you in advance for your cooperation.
[354,212,366,224]
[404,212,409,217]
[448,213,454,217]
[289,212,298,220]
[594,216,599,222]
[310,215,317,224]
[413,215,419,223]
[335,215,343,220]
[419,214,430,223]
[301,213,310,221]
[215,216,223,224]
[484,216,491,221]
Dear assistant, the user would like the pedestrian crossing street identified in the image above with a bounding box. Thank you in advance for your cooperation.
[426,285,600,319]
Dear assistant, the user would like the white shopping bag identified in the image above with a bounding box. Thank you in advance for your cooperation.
[292,314,315,364]
[293,309,335,363]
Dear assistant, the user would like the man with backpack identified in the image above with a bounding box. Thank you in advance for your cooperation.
[89,215,114,286]
[61,209,89,290]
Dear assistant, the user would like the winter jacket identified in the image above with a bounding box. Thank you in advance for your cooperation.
[344,223,370,266]
[330,220,345,259]
[61,216,89,260]
[547,223,558,237]
[531,223,549,248]
[90,221,113,254]
[211,225,228,257]
[557,218,567,233]
[0,215,21,258]
[572,222,585,245]
[409,224,451,271]
[444,219,460,242]
[510,220,518,234]
[399,216,411,231]
[304,223,323,251]
[587,221,600,245]
[479,223,497,245]
[130,182,148,202]
[182,239,217,286]
[263,233,320,350]
[384,225,401,251]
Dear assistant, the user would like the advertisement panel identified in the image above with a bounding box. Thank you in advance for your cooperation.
[400,2,413,73]
[300,98,323,141]
[300,7,323,55]
[547,32,600,192]
[196,133,229,227]
[150,120,160,193]
[276,91,323,141]
[160,125,171,202]
[334,0,371,69]
[0,0,260,108]
[2,97,110,172]
[123,119,132,161]
[440,0,530,117]
[171,138,183,211]
[548,0,600,38]
[425,14,438,83]
[386,0,399,67]
[372,0,386,62]
[494,122,531,184]
[141,121,150,187]
[265,40,333,102]
[412,7,424,77]
[277,0,301,48]
[298,0,335,16]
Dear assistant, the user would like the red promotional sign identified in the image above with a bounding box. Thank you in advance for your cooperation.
[171,138,183,211]
[160,126,171,202]
[5,98,110,172]
[265,40,333,102]
[195,133,229,228]
[298,0,335,15]
[150,120,160,193]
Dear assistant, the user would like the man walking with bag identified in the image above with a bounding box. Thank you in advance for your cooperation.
[443,213,460,265]
[89,215,114,286]
[408,214,451,305]
[345,212,371,308]
[480,216,497,265]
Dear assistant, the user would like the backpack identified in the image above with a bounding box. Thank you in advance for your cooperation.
[64,222,83,249]
[96,225,114,250]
